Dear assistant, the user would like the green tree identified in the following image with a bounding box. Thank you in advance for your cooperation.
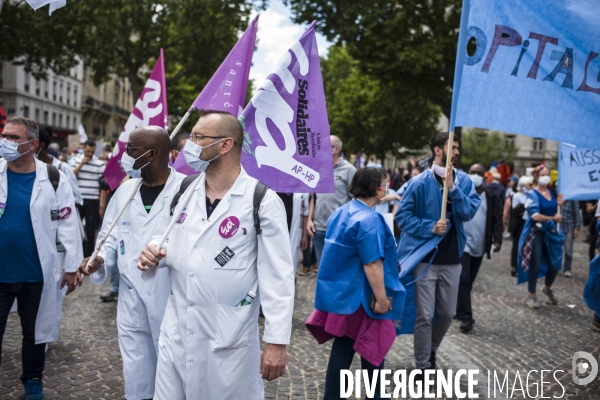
[322,45,439,160]
[461,128,518,170]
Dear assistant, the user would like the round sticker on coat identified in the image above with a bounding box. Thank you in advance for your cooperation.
[219,216,240,238]
[59,207,72,219]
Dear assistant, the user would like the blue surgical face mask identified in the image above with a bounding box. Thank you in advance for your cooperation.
[469,174,484,188]
[121,149,151,178]
[182,138,223,172]
[0,139,32,162]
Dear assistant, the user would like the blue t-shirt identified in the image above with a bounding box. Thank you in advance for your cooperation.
[534,189,557,217]
[0,170,43,283]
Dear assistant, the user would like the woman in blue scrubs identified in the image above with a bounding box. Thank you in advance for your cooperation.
[306,167,405,399]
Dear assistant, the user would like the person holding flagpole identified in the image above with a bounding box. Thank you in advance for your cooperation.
[396,132,480,377]
[78,126,184,400]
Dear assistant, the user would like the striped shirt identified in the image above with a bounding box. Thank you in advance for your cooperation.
[70,154,106,200]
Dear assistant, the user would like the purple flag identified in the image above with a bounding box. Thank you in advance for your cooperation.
[103,49,168,190]
[173,15,258,175]
[240,22,334,193]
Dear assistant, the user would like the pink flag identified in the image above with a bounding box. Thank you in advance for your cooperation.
[103,49,168,190]
[173,15,258,175]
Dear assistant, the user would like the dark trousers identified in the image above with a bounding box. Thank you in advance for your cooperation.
[0,282,46,383]
[78,199,100,257]
[302,240,317,268]
[324,336,384,400]
[528,231,559,293]
[510,220,525,267]
[456,252,484,322]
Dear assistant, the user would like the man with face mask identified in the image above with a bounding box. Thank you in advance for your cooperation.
[0,117,81,400]
[395,132,480,379]
[77,126,184,400]
[455,164,503,333]
[137,110,294,400]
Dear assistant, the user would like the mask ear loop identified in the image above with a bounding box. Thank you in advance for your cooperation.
[134,149,153,171]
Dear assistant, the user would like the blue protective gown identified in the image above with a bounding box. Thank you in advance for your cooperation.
[314,199,405,320]
[394,168,481,334]
[584,255,600,316]
[516,190,564,285]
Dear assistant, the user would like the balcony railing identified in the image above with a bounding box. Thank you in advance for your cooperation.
[530,150,546,158]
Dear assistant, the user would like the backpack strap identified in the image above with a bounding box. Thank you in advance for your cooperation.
[170,174,201,216]
[46,164,60,192]
[253,181,269,235]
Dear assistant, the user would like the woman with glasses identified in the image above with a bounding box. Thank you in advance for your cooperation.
[306,167,405,399]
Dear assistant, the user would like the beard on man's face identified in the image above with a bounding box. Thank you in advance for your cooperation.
[441,153,458,166]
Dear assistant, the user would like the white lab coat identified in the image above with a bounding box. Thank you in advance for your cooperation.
[290,193,309,270]
[0,159,82,344]
[90,169,184,400]
[51,155,83,206]
[151,168,295,400]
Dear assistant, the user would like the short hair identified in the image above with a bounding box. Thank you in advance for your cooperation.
[331,135,343,151]
[6,116,39,140]
[197,109,243,150]
[171,131,189,152]
[429,132,458,155]
[84,139,96,148]
[349,167,385,199]
[38,126,51,146]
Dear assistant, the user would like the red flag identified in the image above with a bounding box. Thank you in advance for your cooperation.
[0,105,7,134]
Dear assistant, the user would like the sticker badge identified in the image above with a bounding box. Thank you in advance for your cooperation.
[51,209,59,221]
[59,207,72,220]
[177,212,188,224]
[219,216,240,238]
[215,246,235,267]
[119,240,125,255]
[0,202,5,216]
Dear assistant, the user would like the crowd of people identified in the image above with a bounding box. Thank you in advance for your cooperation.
[0,114,598,400]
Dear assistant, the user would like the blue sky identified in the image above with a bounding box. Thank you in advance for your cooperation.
[249,0,332,86]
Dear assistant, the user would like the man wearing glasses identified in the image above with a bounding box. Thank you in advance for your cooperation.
[138,110,295,400]
[78,126,184,400]
[0,116,81,400]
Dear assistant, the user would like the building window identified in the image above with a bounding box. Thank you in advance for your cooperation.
[67,84,71,105]
[23,106,30,118]
[44,81,48,98]
[24,72,30,92]
[59,82,63,103]
[59,114,63,127]
[74,86,78,107]
[53,81,57,101]
[505,135,516,148]
[52,112,56,125]
[533,138,545,151]
[35,79,40,96]
[73,116,77,128]
[66,115,71,129]
[35,108,40,122]
[44,111,49,124]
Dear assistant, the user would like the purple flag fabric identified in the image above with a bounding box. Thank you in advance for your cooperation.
[103,49,168,190]
[240,22,334,193]
[173,16,258,175]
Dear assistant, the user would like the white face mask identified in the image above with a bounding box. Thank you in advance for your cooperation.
[469,174,484,187]
[182,138,223,172]
[432,164,446,177]
[0,139,32,162]
[121,149,151,179]
[538,175,551,187]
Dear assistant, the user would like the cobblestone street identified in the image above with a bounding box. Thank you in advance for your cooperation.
[1,237,599,399]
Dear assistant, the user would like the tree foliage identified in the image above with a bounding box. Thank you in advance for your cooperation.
[461,128,519,170]
[284,0,462,118]
[322,45,439,159]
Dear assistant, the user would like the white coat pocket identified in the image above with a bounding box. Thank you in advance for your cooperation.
[214,303,254,350]
[117,286,141,329]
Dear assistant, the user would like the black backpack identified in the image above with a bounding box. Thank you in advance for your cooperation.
[169,174,269,234]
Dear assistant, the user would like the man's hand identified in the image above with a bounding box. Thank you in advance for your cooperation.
[573,227,579,239]
[78,256,104,276]
[493,243,501,253]
[137,244,166,271]
[61,272,78,295]
[81,156,91,165]
[260,344,287,381]
[442,166,454,190]
[373,297,392,315]
[301,234,308,251]
[306,220,316,239]
[433,220,448,236]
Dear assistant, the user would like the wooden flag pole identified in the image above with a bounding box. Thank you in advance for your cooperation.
[440,131,455,221]
[169,107,196,140]
[82,179,144,275]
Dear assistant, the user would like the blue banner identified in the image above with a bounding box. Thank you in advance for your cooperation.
[558,142,600,200]
[451,0,600,149]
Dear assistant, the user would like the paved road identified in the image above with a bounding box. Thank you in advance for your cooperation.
[1,237,599,399]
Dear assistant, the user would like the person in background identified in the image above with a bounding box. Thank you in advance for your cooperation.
[456,163,503,333]
[560,199,581,278]
[169,131,188,166]
[373,171,401,216]
[506,176,532,276]
[306,167,404,399]
[99,144,112,161]
[586,201,598,261]
[486,172,505,203]
[517,165,564,308]
[504,176,518,200]
[71,140,106,257]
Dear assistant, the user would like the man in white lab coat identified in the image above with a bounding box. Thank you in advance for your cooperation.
[78,127,184,400]
[138,110,295,400]
[0,116,80,400]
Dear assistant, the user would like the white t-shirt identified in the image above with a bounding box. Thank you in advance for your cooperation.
[512,191,529,220]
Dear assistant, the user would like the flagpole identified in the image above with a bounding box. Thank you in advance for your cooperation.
[82,179,144,275]
[440,131,455,221]
[0,0,4,16]
[169,107,195,140]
